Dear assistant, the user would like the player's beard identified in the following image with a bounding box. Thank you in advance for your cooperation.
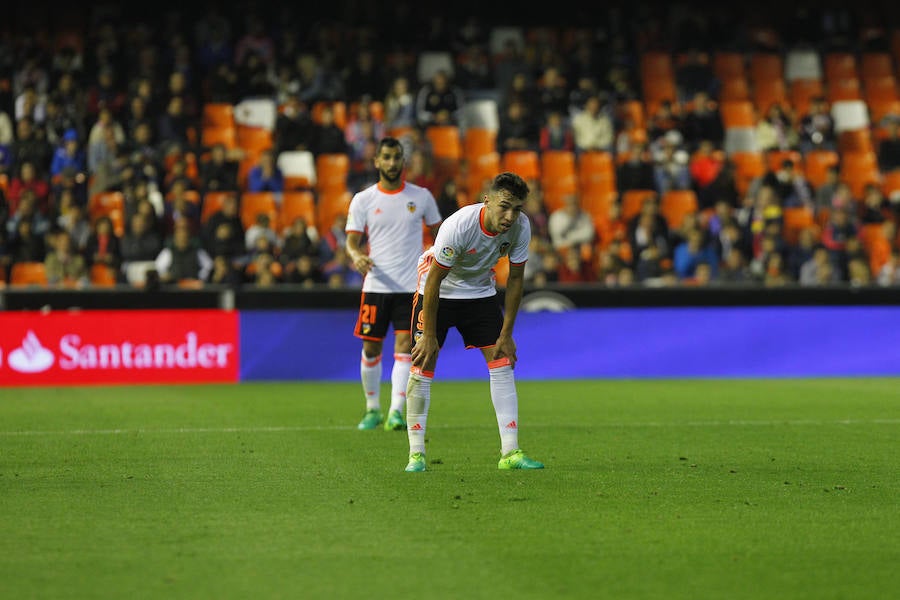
[379,166,402,184]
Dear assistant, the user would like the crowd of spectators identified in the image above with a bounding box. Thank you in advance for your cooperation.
[3,1,900,289]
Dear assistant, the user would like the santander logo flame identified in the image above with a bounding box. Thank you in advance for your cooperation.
[7,331,55,373]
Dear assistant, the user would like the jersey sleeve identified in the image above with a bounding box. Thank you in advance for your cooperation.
[508,215,531,265]
[430,218,462,268]
[345,193,366,233]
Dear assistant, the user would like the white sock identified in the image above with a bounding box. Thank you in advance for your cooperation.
[406,368,432,454]
[389,353,412,413]
[360,350,382,411]
[489,361,519,455]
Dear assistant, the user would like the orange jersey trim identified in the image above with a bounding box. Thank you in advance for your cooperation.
[410,365,435,378]
[377,181,406,194]
[479,206,497,237]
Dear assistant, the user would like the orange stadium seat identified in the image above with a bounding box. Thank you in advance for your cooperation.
[713,52,746,81]
[720,101,757,128]
[201,125,237,150]
[279,190,317,233]
[316,189,353,233]
[425,125,462,161]
[501,150,540,181]
[642,77,678,117]
[315,153,350,193]
[540,150,576,182]
[200,191,234,224]
[9,262,48,287]
[617,99,646,130]
[542,174,579,213]
[240,191,278,231]
[765,149,803,173]
[90,264,118,287]
[640,51,674,80]
[827,76,862,103]
[789,79,824,117]
[839,151,881,197]
[312,101,347,129]
[782,206,815,245]
[803,150,840,189]
[824,52,858,82]
[463,127,498,159]
[731,151,767,196]
[750,53,784,84]
[88,191,125,237]
[620,189,658,223]
[466,152,501,198]
[660,189,699,230]
[863,75,899,103]
[839,129,874,154]
[719,76,750,102]
[203,103,235,128]
[236,126,274,156]
[577,150,616,192]
[861,52,895,80]
[752,77,788,114]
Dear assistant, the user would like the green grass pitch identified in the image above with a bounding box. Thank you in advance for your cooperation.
[1,379,898,599]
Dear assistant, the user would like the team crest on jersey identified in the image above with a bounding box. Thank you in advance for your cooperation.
[406,201,416,213]
[439,246,455,261]
[362,324,371,334]
[499,242,511,256]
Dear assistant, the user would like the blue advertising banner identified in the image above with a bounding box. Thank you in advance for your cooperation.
[239,307,900,381]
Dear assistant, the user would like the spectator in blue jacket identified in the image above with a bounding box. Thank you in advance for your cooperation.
[246,150,284,193]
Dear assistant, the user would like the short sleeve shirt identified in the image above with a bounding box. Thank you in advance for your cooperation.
[416,203,530,299]
[346,181,442,293]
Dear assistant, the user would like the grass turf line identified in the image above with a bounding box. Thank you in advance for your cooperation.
[0,379,897,600]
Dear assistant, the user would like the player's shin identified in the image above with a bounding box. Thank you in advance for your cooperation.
[406,367,432,454]
[488,359,519,455]
[390,353,412,413]
[360,349,382,410]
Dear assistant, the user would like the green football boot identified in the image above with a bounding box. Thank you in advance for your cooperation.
[405,452,426,472]
[357,409,383,430]
[498,449,545,470]
[384,409,407,431]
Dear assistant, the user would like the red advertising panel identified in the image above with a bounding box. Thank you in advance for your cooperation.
[0,309,239,386]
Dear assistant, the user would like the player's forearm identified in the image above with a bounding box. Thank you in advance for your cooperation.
[421,264,448,336]
[500,269,525,337]
[345,233,364,260]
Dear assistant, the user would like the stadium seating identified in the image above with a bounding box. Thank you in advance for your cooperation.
[660,189,699,230]
[501,150,540,181]
[240,192,279,231]
[316,189,353,233]
[88,191,125,237]
[90,264,118,287]
[277,150,317,190]
[201,191,235,224]
[9,262,48,287]
[315,153,350,193]
[621,189,657,223]
[279,190,317,234]
[782,206,816,245]
[426,125,463,161]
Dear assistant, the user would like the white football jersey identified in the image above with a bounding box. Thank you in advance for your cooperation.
[346,181,442,293]
[416,203,530,299]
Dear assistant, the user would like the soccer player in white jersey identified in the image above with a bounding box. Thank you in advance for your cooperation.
[404,172,544,471]
[345,137,443,431]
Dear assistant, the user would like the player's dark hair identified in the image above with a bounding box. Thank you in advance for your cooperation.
[491,172,530,201]
[377,136,403,156]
